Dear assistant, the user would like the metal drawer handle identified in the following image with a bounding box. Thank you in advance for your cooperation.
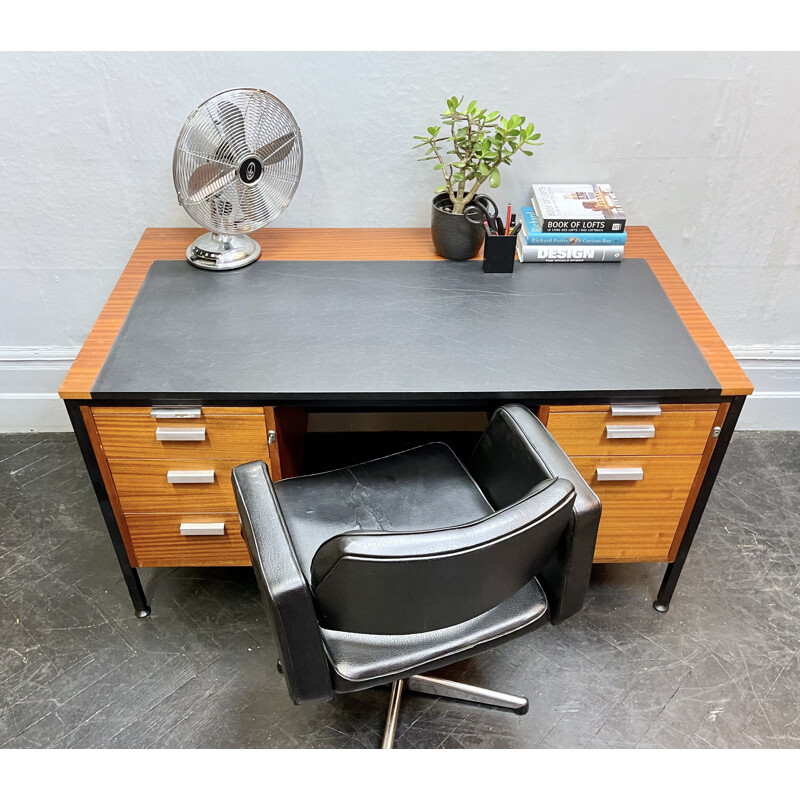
[610,404,661,417]
[167,469,215,484]
[596,467,644,482]
[605,424,655,439]
[156,427,206,442]
[180,522,225,536]
[151,407,202,419]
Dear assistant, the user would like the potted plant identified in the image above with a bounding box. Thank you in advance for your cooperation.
[414,96,542,261]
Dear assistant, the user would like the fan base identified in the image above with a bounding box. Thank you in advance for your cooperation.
[186,232,261,271]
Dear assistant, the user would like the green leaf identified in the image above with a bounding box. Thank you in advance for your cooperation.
[427,126,440,137]
[506,129,520,136]
[435,185,447,193]
[530,133,541,140]
[487,111,499,120]
[489,168,501,188]
[467,100,477,114]
[434,163,444,170]
[521,149,534,156]
[452,172,465,182]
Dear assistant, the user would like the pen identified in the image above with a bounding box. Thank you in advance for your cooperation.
[505,204,512,236]
[483,220,493,236]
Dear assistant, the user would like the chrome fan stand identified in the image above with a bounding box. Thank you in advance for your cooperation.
[186,231,262,271]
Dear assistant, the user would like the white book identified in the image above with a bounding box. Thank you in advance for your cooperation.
[516,234,624,262]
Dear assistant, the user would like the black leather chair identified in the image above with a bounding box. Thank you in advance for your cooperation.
[232,404,600,748]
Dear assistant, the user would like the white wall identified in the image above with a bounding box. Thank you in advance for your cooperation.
[1,52,798,429]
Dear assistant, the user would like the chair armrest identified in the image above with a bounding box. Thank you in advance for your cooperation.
[472,405,601,623]
[232,460,332,704]
[311,477,577,634]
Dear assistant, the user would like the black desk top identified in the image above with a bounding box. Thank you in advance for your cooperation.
[92,258,720,405]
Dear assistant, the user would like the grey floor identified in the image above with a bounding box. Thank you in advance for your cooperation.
[1,430,798,749]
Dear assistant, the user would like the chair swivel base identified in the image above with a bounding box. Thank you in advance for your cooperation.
[380,674,529,749]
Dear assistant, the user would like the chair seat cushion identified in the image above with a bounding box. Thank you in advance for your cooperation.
[321,575,549,689]
[274,442,493,582]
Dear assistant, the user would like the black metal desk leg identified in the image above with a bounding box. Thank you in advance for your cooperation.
[654,395,745,612]
[65,401,151,618]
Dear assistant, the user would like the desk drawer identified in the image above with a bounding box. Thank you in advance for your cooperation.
[546,404,718,457]
[125,513,251,567]
[108,458,268,514]
[93,412,270,460]
[570,455,702,562]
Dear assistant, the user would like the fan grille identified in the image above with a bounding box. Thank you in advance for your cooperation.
[173,88,302,234]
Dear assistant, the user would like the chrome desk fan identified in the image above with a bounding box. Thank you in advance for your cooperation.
[172,88,303,270]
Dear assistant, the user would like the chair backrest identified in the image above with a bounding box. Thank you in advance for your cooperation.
[310,477,576,635]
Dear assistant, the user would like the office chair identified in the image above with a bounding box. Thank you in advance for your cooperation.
[232,404,600,748]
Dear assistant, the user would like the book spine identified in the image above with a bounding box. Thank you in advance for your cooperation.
[516,240,625,262]
[521,220,627,246]
[539,218,627,233]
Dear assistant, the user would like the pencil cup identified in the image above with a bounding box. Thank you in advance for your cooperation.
[482,234,517,273]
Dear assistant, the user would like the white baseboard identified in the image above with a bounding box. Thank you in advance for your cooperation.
[0,347,78,432]
[732,346,800,431]
[1,345,799,432]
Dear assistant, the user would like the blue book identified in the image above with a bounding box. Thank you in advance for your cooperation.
[520,207,628,246]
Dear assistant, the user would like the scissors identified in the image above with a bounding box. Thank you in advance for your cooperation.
[464,194,503,235]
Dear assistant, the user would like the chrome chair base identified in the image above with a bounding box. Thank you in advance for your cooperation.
[380,674,529,749]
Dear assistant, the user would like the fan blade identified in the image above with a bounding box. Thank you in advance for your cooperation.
[256,132,297,166]
[216,100,246,145]
[186,162,236,204]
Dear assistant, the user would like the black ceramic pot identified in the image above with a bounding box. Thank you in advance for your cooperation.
[430,192,485,261]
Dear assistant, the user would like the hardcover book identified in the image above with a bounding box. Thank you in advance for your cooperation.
[520,207,627,246]
[531,184,626,233]
[516,233,624,262]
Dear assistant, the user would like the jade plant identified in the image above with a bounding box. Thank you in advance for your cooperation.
[413,96,541,214]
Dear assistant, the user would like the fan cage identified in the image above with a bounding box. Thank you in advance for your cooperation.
[173,88,302,234]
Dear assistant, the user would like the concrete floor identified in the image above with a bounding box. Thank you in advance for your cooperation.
[1,431,799,748]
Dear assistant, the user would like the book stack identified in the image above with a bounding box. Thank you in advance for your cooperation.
[517,184,627,262]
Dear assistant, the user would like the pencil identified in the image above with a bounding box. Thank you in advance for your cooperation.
[505,204,512,236]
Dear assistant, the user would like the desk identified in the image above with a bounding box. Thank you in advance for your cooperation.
[60,227,753,616]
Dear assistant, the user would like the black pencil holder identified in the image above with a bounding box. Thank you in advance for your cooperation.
[482,234,517,273]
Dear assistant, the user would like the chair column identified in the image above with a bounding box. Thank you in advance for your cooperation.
[381,679,405,749]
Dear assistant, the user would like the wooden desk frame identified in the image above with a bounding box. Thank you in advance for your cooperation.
[60,227,752,616]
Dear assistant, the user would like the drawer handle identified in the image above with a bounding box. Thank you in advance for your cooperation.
[610,404,661,417]
[151,407,202,419]
[605,424,655,439]
[596,467,644,481]
[167,469,215,484]
[180,522,225,536]
[156,427,206,442]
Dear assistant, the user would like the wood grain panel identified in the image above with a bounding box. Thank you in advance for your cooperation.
[108,458,268,514]
[80,406,138,566]
[546,407,718,457]
[125,513,251,567]
[92,412,269,460]
[59,227,752,399]
[570,455,703,563]
[668,403,731,561]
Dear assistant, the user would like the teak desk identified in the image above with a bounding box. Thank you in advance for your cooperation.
[60,227,753,617]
